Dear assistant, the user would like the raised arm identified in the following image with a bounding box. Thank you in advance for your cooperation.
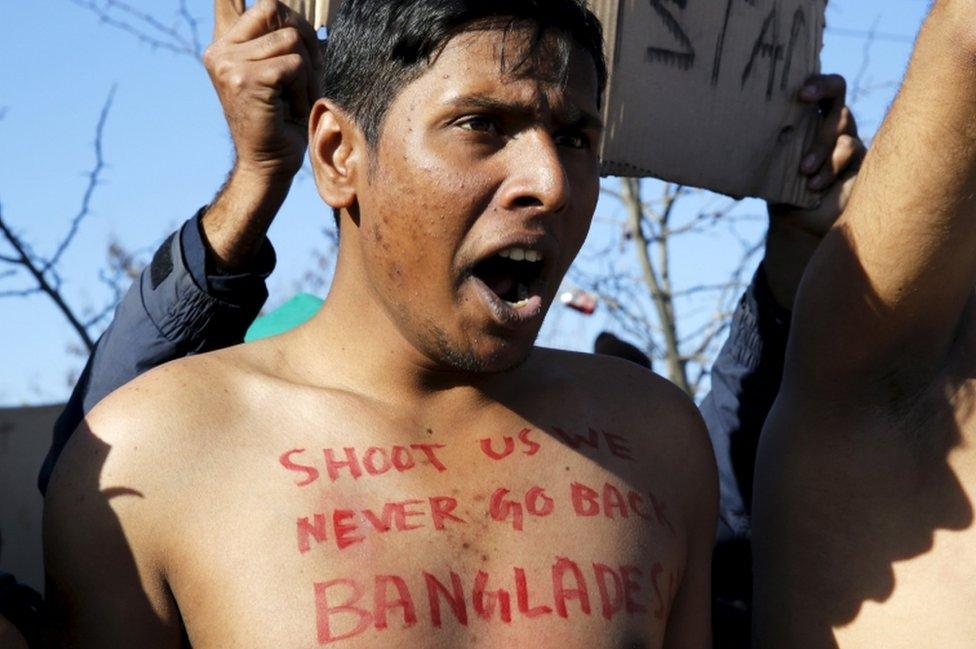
[39,0,320,493]
[786,0,976,382]
[703,74,863,644]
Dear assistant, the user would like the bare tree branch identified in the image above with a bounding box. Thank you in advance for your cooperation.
[43,86,116,274]
[0,204,96,350]
[825,26,915,45]
[0,287,43,299]
[178,0,203,57]
[850,15,881,104]
[599,185,624,203]
[0,88,120,353]
[622,178,692,394]
[70,0,204,61]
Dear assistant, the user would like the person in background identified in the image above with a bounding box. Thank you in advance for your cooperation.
[593,332,652,370]
[16,0,860,645]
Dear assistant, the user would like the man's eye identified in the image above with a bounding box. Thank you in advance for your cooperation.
[554,131,590,150]
[459,116,499,134]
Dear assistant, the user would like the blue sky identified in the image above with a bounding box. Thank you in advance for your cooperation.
[0,0,931,405]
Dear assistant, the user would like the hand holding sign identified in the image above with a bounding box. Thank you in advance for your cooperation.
[204,0,321,180]
[765,73,867,309]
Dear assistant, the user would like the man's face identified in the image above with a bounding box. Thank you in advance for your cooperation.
[352,27,602,373]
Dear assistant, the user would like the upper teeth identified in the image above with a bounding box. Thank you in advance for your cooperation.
[498,247,542,263]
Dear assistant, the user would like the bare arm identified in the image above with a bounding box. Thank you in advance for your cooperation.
[787,0,976,385]
[202,0,322,270]
[662,404,718,649]
[43,410,182,647]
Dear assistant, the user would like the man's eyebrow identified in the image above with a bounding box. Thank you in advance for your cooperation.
[446,94,604,130]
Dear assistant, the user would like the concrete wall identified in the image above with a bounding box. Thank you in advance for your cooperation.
[0,405,60,592]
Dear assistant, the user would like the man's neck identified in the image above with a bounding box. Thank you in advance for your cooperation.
[288,256,506,412]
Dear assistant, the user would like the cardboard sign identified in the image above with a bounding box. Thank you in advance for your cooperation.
[591,0,826,206]
[282,0,826,206]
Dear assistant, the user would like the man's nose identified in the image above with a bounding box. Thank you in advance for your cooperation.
[498,131,570,215]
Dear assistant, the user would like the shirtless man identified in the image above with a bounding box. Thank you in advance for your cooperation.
[753,1,976,646]
[43,1,718,646]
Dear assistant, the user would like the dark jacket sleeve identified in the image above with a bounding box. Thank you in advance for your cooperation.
[701,264,791,645]
[700,263,791,542]
[38,208,275,494]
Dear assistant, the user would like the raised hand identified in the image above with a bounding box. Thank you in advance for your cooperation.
[199,0,322,272]
[205,0,322,180]
[764,74,867,309]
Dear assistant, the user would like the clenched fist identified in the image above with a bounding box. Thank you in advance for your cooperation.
[205,0,321,180]
[199,0,322,272]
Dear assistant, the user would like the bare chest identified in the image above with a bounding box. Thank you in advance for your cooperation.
[167,421,686,648]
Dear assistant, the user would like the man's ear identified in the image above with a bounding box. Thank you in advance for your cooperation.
[308,99,362,211]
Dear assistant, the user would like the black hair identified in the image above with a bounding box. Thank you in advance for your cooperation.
[320,1,607,231]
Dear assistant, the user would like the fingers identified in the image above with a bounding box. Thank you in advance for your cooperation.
[223,0,320,62]
[808,134,866,191]
[795,73,865,191]
[259,53,311,125]
[802,103,857,172]
[205,0,322,123]
[238,27,320,101]
[799,73,847,103]
[214,0,245,39]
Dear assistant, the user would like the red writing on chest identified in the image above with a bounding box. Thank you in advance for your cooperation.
[570,481,675,535]
[312,556,674,644]
[487,486,555,531]
[478,428,542,461]
[550,426,636,462]
[279,444,448,486]
[297,496,464,553]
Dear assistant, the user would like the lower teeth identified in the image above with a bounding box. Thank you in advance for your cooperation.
[505,284,530,308]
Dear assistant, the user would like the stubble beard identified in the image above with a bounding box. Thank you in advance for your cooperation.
[423,320,538,376]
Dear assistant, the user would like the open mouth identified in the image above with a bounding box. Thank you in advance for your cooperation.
[471,246,546,308]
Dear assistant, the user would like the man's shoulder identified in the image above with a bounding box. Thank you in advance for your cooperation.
[528,347,711,472]
[531,346,700,420]
[529,347,717,536]
[95,347,249,428]
[49,347,260,491]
